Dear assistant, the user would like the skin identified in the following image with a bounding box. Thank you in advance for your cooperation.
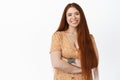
[50,7,81,74]
[65,7,80,50]
[50,7,99,74]
[66,7,80,29]
[62,7,82,68]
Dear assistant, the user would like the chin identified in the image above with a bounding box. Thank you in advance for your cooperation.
[71,24,79,28]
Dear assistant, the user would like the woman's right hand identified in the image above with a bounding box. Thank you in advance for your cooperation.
[62,57,81,68]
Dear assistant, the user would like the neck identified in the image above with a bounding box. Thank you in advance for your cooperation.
[66,27,77,35]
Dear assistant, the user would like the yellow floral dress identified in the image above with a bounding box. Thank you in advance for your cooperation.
[50,31,83,80]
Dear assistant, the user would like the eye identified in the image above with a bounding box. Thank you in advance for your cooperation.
[75,12,80,15]
[67,13,72,16]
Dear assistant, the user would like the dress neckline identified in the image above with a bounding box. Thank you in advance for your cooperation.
[62,31,79,50]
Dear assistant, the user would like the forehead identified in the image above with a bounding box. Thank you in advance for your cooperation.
[66,7,79,14]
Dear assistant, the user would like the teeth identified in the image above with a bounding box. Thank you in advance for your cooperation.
[71,21,77,23]
[71,20,77,22]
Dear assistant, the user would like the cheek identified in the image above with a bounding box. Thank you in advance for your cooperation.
[77,16,81,22]
[66,17,71,23]
[77,15,80,19]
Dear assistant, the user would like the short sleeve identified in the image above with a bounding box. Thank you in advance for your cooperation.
[90,34,94,39]
[50,32,62,53]
[90,34,99,60]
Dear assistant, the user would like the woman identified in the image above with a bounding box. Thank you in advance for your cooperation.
[50,2,99,80]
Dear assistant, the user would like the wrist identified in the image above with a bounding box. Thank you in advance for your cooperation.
[67,58,75,64]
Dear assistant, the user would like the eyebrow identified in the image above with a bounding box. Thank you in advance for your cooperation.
[66,11,80,14]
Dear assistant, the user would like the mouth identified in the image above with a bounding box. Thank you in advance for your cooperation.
[71,20,79,24]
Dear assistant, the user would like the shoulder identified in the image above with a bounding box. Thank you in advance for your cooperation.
[52,31,64,40]
[53,31,61,35]
[89,34,97,45]
[89,34,94,40]
[52,31,64,38]
[53,31,64,35]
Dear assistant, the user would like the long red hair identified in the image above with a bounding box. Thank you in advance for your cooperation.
[56,3,98,80]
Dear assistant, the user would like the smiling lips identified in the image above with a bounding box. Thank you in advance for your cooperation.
[71,20,79,24]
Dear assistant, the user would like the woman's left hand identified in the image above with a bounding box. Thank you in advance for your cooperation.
[71,58,81,68]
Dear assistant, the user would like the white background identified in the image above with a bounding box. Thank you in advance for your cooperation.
[0,0,120,80]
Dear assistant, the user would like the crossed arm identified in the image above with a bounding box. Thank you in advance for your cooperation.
[50,51,82,74]
[50,34,99,78]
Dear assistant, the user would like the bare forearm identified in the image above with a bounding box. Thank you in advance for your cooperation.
[50,52,82,74]
[92,67,99,80]
[54,59,81,74]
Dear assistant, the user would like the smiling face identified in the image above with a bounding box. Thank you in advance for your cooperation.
[66,7,80,28]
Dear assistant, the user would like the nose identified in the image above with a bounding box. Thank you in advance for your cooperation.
[72,14,76,19]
